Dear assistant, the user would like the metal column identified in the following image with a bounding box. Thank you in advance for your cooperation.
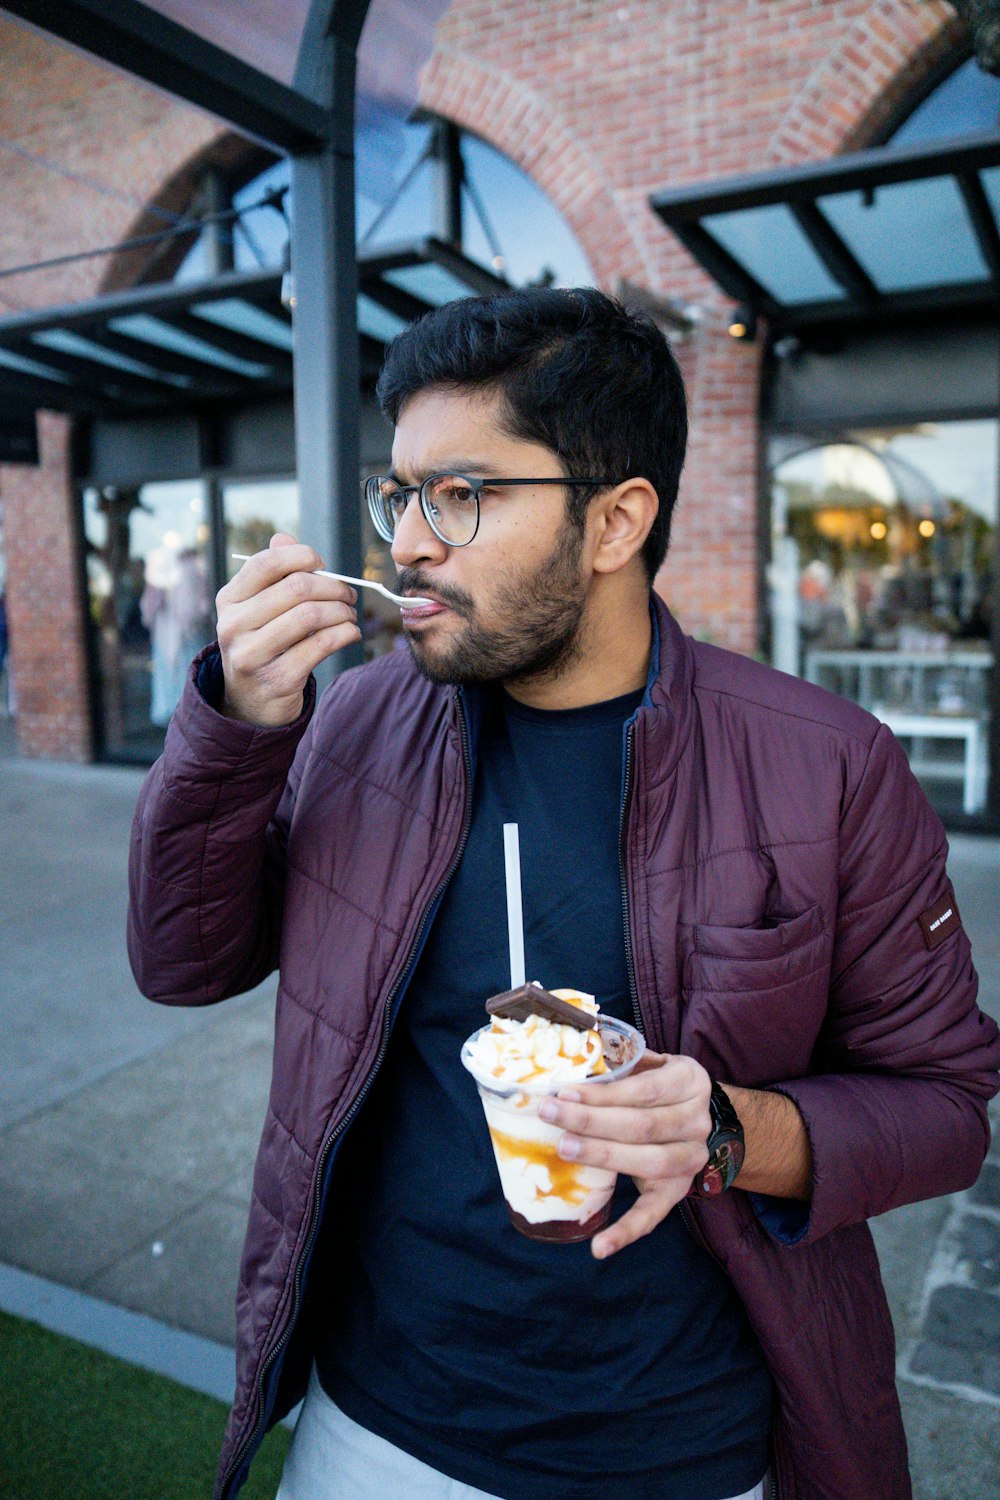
[291,14,367,685]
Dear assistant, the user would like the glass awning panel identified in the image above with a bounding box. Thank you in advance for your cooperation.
[819,176,989,293]
[120,0,311,87]
[651,132,1000,331]
[190,299,295,352]
[0,240,510,418]
[110,314,274,378]
[984,165,1000,220]
[701,204,847,306]
[357,294,408,343]
[383,261,480,308]
[33,328,187,384]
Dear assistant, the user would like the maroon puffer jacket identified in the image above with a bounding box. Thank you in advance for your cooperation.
[128,595,1000,1500]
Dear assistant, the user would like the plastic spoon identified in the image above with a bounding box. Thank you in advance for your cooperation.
[231,555,434,609]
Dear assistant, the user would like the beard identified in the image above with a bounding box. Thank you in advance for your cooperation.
[396,523,588,687]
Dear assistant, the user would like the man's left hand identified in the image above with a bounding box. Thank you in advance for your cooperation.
[537,1051,712,1260]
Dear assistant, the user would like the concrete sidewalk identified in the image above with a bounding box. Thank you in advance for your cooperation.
[1,722,999,1499]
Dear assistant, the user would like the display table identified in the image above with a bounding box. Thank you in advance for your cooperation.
[870,710,988,815]
[804,649,993,815]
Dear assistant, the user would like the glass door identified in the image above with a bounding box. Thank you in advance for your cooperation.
[767,419,998,821]
[83,480,215,760]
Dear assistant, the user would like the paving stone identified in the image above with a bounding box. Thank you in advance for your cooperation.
[910,1338,1000,1399]
[10,994,273,1197]
[953,1213,1000,1293]
[969,1162,1000,1209]
[922,1282,1000,1352]
[84,1192,252,1346]
[0,1130,203,1288]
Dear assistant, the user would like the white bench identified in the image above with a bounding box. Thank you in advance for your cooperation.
[872,710,989,816]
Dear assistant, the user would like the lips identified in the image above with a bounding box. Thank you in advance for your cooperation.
[399,597,448,621]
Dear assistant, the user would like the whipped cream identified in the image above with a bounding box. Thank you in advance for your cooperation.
[465,987,606,1088]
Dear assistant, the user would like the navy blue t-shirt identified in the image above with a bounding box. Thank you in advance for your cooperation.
[315,686,772,1499]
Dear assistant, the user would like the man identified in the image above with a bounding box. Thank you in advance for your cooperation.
[128,288,999,1500]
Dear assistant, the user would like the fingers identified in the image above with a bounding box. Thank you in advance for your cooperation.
[220,541,327,607]
[562,1052,707,1110]
[540,1094,711,1149]
[222,570,357,639]
[554,1130,708,1183]
[591,1182,681,1261]
[535,1052,712,1186]
[217,537,362,726]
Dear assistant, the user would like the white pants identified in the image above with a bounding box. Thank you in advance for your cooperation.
[276,1366,770,1500]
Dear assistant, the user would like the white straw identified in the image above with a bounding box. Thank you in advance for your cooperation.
[503,823,526,990]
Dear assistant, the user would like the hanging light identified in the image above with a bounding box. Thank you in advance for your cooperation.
[727,304,757,341]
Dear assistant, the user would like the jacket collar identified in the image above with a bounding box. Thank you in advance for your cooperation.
[635,593,696,789]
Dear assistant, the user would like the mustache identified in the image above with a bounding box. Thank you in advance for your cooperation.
[395,569,475,617]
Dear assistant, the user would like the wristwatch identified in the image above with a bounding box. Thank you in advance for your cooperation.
[688,1083,745,1198]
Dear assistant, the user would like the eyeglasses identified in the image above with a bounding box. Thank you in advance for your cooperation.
[365,472,616,548]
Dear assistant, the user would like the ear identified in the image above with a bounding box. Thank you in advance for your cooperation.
[589,479,659,575]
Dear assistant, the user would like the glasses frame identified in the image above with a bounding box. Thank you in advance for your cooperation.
[365,472,617,548]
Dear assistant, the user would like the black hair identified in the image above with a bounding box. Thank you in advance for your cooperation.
[375,286,687,580]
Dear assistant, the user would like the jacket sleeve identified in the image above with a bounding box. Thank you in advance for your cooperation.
[126,648,317,1006]
[753,722,1000,1247]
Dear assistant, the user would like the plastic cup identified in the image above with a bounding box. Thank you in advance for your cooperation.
[461,1015,646,1243]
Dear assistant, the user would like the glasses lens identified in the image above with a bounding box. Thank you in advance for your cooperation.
[423,474,478,545]
[367,476,403,543]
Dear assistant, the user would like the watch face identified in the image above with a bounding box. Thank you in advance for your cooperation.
[697,1135,746,1197]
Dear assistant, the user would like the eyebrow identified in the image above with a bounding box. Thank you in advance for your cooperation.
[387,460,515,483]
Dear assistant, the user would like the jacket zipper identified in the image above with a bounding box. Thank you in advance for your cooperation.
[219,696,475,1500]
[618,717,644,1036]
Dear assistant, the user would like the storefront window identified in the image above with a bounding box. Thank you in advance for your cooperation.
[83,480,215,759]
[768,420,998,817]
[222,477,299,573]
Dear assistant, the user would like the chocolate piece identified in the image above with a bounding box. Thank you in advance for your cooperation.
[485,982,593,1031]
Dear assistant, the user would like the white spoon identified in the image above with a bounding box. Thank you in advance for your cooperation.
[231,555,434,609]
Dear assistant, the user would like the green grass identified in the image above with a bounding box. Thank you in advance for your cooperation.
[0,1309,291,1500]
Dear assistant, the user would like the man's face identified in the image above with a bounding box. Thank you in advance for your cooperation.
[389,387,591,687]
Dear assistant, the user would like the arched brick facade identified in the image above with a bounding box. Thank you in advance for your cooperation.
[0,2,980,755]
[769,0,965,161]
[416,0,973,652]
[0,14,223,758]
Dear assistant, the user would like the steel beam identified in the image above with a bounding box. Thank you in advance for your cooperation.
[2,0,330,152]
[652,131,1000,220]
[289,27,366,683]
[789,202,880,307]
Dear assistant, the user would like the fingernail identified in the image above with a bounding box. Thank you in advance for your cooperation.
[557,1088,581,1103]
[558,1135,581,1160]
[538,1101,558,1123]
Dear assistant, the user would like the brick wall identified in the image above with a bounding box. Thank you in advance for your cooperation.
[420,0,963,650]
[0,2,969,755]
[0,14,228,758]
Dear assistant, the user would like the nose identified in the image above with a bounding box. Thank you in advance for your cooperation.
[390,493,450,570]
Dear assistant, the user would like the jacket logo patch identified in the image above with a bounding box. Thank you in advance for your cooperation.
[918,894,961,951]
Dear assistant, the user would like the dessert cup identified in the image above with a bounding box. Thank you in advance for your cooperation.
[461,1015,645,1243]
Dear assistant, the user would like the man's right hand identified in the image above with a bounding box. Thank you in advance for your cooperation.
[215,533,361,726]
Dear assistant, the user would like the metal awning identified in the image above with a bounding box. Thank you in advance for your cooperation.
[651,131,1000,332]
[0,238,507,419]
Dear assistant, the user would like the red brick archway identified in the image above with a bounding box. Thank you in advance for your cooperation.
[418,49,646,288]
[769,0,966,162]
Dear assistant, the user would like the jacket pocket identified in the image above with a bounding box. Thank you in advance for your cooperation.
[680,905,830,1085]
